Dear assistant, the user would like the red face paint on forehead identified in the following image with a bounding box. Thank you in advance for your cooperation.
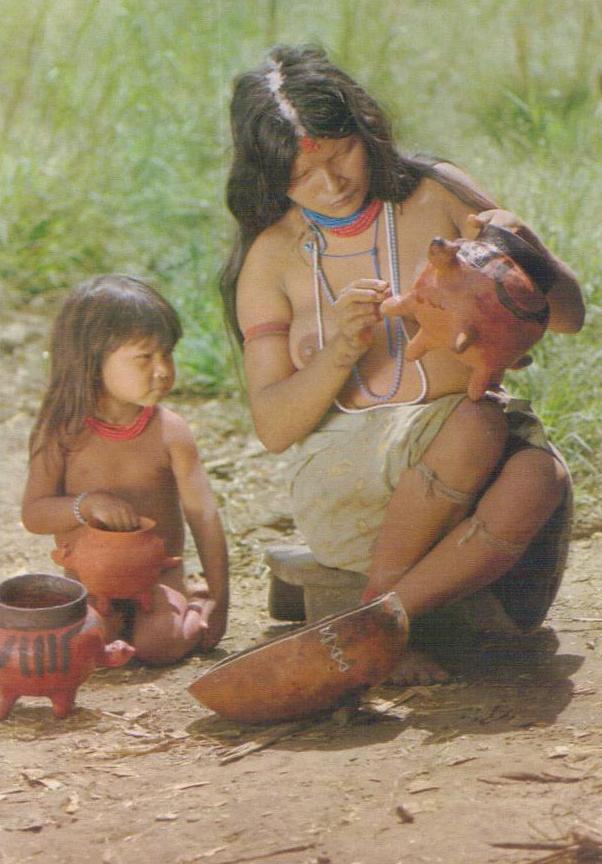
[299,136,321,153]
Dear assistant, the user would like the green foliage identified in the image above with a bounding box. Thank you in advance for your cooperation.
[1,0,600,485]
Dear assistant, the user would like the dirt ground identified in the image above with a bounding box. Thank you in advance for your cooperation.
[1,310,601,864]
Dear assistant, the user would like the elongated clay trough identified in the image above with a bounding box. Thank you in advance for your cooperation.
[188,592,408,724]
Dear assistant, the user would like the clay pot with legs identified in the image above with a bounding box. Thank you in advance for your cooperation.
[51,517,181,614]
[382,225,554,401]
[0,573,134,719]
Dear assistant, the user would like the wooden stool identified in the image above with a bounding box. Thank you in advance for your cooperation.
[265,545,367,623]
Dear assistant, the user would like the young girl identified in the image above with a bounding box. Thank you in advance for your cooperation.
[221,45,585,683]
[22,274,229,665]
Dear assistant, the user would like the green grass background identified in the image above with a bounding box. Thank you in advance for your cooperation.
[1,0,600,501]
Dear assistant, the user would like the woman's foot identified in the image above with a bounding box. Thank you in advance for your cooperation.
[387,648,450,686]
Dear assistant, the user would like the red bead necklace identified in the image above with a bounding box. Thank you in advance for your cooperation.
[85,406,155,441]
[302,199,383,238]
[329,199,383,237]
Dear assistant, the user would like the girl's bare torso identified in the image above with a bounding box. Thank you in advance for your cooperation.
[59,410,185,556]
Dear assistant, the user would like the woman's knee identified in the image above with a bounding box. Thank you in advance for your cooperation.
[455,397,508,453]
[477,447,567,540]
[425,397,508,486]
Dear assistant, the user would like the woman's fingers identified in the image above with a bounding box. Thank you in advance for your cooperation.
[380,295,412,318]
[329,279,390,353]
[336,278,388,303]
[468,209,524,237]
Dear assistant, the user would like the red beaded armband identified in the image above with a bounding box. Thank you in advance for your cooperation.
[243,321,291,345]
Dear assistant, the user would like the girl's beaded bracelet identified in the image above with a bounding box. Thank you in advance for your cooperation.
[73,491,89,526]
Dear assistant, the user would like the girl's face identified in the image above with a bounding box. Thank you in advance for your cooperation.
[287,136,370,217]
[99,336,175,415]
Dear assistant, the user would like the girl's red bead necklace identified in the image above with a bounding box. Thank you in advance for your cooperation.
[85,406,155,441]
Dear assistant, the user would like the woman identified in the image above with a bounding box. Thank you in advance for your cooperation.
[220,45,584,682]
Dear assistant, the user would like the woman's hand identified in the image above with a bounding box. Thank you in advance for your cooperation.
[466,209,525,238]
[79,491,140,532]
[331,278,389,365]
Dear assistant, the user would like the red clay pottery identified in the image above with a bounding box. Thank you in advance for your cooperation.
[51,517,181,613]
[188,592,408,724]
[382,224,554,401]
[0,573,135,719]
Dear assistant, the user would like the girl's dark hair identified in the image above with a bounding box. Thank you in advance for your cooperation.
[30,274,182,458]
[219,44,494,342]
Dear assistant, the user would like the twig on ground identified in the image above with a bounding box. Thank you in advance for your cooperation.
[490,825,602,863]
[186,843,316,864]
[219,720,314,765]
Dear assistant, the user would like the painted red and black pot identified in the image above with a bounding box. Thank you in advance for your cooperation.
[0,573,135,719]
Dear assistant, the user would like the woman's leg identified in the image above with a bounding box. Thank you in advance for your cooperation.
[382,446,567,684]
[366,397,508,597]
[389,446,567,619]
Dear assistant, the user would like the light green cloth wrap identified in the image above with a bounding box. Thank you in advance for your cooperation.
[287,392,571,631]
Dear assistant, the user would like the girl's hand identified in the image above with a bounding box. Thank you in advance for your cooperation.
[79,491,140,532]
[189,591,227,651]
[466,209,525,239]
[331,278,389,364]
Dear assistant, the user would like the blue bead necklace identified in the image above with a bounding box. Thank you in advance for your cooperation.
[306,202,428,411]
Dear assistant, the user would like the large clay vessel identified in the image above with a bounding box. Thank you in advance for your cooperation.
[51,517,181,613]
[382,224,554,401]
[0,573,134,719]
[189,592,408,724]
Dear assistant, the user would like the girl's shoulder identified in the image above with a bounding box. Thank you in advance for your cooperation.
[154,404,198,448]
[154,403,188,431]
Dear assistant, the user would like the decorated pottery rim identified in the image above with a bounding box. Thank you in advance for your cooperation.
[190,592,408,681]
[0,573,88,630]
[476,223,556,295]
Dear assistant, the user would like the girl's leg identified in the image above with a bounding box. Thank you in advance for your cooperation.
[366,397,508,597]
[132,584,206,665]
[88,598,128,642]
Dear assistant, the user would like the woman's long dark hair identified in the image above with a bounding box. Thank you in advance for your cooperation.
[220,44,495,343]
[30,274,182,460]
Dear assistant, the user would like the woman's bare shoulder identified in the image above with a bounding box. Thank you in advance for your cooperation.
[402,163,497,235]
[245,209,303,270]
[425,162,497,210]
[237,211,301,327]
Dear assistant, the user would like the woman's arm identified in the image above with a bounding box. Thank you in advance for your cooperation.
[237,229,387,452]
